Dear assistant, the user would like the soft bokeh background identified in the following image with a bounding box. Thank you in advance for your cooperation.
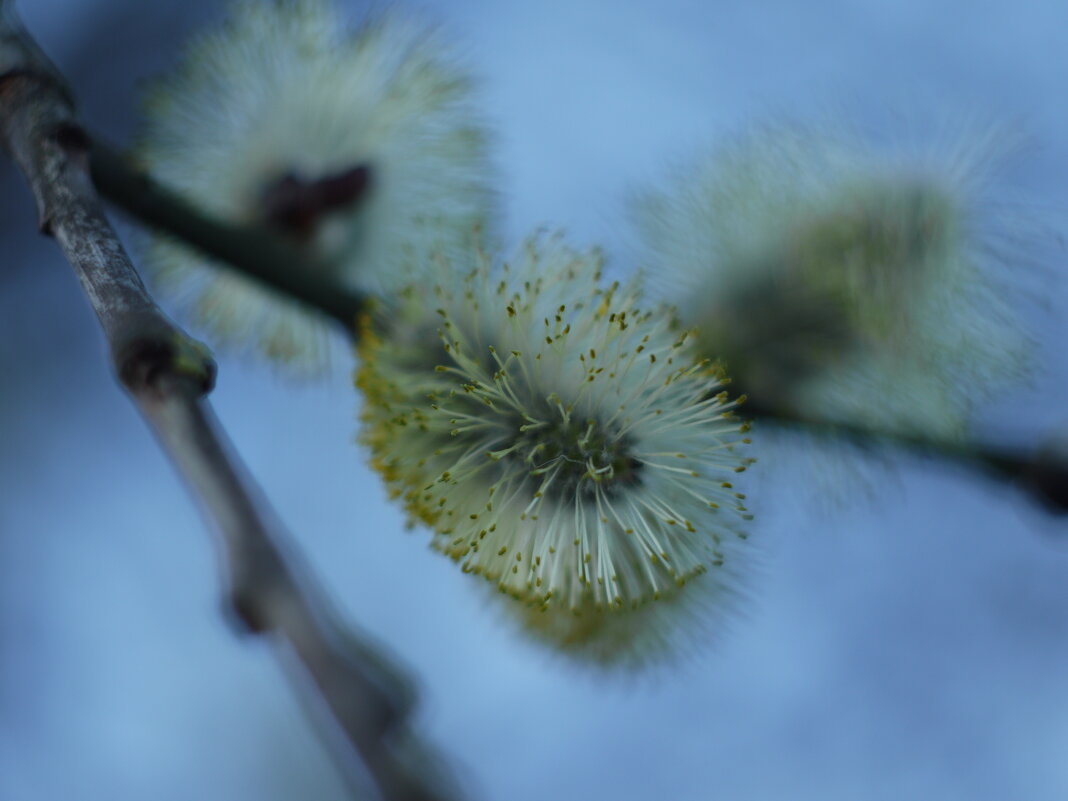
[3,1,1068,799]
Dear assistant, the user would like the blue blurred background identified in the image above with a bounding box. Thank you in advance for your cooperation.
[2,1,1068,799]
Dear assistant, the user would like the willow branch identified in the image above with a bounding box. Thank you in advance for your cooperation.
[89,140,367,329]
[81,131,1068,514]
[0,5,456,799]
[741,399,1068,512]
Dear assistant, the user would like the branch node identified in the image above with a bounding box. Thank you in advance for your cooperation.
[52,120,89,153]
[117,332,216,397]
[229,588,269,634]
[1021,448,1068,514]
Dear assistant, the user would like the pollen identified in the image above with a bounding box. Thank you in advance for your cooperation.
[357,232,755,640]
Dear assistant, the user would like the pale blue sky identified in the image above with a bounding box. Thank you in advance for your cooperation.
[2,1,1067,799]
